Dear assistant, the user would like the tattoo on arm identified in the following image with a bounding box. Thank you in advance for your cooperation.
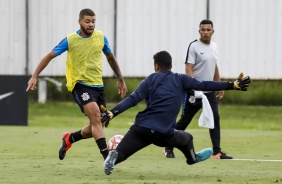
[107,53,124,83]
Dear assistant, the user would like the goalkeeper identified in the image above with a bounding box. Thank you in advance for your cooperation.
[101,51,251,175]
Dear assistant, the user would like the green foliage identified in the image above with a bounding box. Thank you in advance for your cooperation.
[28,102,282,130]
[28,77,144,102]
[221,80,282,105]
[28,77,72,102]
[28,77,282,105]
[103,77,145,102]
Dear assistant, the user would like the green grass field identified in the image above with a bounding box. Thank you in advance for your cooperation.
[0,102,282,184]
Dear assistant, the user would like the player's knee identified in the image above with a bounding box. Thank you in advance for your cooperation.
[180,132,193,146]
[185,132,193,142]
[84,106,101,122]
[176,131,193,145]
[83,102,99,115]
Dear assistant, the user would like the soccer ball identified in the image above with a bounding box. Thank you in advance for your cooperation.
[107,135,124,151]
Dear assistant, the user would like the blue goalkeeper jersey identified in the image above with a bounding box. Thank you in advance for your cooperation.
[114,70,229,134]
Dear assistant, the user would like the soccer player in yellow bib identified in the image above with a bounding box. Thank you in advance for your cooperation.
[26,8,127,161]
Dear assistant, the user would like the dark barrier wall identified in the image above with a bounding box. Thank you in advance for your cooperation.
[0,75,28,125]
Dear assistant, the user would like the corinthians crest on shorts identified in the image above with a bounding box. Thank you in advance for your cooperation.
[81,92,90,101]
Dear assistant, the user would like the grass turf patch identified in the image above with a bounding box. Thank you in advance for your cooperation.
[1,102,281,183]
[0,127,281,184]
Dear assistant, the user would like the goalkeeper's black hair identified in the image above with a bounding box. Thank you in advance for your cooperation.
[79,8,95,20]
[153,51,172,70]
[199,19,213,28]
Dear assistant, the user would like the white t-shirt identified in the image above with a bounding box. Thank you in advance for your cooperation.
[185,39,218,81]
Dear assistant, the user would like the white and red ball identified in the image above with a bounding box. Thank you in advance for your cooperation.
[107,135,124,151]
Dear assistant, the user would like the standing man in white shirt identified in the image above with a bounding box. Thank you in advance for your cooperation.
[164,19,233,159]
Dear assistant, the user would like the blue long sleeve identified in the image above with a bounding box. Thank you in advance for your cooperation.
[113,71,229,134]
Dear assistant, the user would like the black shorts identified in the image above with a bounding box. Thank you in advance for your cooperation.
[72,83,106,113]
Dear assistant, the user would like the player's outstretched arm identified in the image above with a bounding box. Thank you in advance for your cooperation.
[26,52,57,91]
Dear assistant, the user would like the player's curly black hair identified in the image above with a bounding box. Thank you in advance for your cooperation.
[79,8,95,20]
[153,51,172,70]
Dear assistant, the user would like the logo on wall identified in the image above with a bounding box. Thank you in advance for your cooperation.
[0,75,28,126]
[0,92,14,101]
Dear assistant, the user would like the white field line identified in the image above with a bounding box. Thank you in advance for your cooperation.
[225,158,282,162]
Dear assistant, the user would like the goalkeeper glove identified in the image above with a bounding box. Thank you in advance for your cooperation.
[228,72,251,91]
[100,105,118,127]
